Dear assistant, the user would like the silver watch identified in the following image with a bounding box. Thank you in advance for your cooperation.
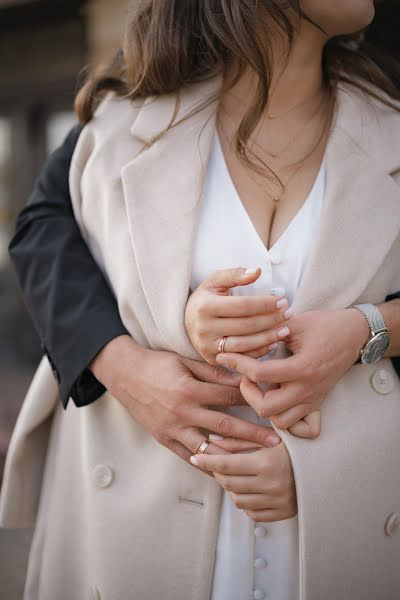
[349,303,390,364]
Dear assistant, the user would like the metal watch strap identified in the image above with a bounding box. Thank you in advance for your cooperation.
[350,303,387,334]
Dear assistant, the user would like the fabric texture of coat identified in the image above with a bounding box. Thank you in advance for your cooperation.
[1,75,400,600]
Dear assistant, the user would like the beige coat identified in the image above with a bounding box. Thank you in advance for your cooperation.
[1,76,400,600]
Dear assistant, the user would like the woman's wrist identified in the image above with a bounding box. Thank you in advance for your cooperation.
[90,334,148,391]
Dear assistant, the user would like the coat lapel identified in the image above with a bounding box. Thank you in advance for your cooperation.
[121,78,400,353]
[293,86,400,313]
[121,76,222,355]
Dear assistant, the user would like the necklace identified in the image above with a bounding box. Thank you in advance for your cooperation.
[217,96,332,204]
[220,89,328,160]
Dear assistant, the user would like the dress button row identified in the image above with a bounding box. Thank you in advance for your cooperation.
[254,525,267,538]
[370,369,394,395]
[253,589,266,599]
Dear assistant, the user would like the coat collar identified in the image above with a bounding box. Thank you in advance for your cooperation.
[122,75,400,354]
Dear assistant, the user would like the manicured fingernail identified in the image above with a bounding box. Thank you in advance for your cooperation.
[267,434,281,447]
[244,267,260,276]
[209,434,225,441]
[277,326,290,338]
[190,456,199,466]
[284,308,294,319]
[276,298,289,309]
[271,287,285,297]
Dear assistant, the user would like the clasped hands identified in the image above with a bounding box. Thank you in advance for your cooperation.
[184,266,370,520]
[91,266,368,522]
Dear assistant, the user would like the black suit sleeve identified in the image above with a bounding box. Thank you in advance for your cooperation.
[8,125,129,408]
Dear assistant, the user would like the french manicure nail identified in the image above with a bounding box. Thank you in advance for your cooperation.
[190,456,199,466]
[284,308,294,319]
[270,287,285,297]
[244,267,260,276]
[277,326,290,338]
[209,434,225,441]
[276,298,289,310]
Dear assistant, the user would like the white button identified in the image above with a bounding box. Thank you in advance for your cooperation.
[253,590,266,600]
[270,286,285,297]
[370,369,394,395]
[385,512,400,536]
[254,526,267,538]
[269,251,281,265]
[254,557,267,569]
[93,465,114,489]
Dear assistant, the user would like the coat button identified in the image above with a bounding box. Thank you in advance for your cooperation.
[93,465,114,489]
[253,589,266,599]
[370,369,394,395]
[254,557,267,569]
[385,512,400,537]
[254,526,267,538]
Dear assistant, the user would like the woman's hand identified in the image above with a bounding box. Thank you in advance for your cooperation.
[190,440,297,522]
[90,335,281,464]
[214,308,371,438]
[185,267,293,365]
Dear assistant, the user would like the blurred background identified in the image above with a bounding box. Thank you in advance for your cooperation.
[0,0,399,596]
[0,0,129,482]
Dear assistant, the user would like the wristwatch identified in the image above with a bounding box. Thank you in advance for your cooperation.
[349,303,390,364]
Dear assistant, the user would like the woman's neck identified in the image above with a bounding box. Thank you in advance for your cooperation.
[225,20,328,121]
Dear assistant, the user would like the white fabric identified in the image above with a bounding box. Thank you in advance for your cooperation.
[190,131,326,600]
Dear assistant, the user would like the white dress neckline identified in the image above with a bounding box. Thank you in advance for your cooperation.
[214,130,326,256]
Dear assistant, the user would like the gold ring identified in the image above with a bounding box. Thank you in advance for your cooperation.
[218,336,228,354]
[196,440,211,454]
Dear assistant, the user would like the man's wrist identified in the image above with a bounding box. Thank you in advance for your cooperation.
[90,334,147,390]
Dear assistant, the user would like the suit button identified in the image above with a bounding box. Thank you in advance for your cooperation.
[93,465,114,489]
[254,526,267,538]
[253,590,266,599]
[370,369,394,395]
[385,512,400,537]
[254,557,267,569]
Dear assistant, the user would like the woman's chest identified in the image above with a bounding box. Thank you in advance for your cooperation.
[190,133,326,303]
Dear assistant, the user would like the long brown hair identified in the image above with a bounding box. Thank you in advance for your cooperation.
[75,0,400,176]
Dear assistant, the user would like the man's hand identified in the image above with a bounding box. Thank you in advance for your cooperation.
[90,335,281,463]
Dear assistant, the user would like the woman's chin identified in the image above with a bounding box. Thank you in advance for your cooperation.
[301,0,375,36]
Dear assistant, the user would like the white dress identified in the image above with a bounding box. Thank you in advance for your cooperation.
[190,131,326,600]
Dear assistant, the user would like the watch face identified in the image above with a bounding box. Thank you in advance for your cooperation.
[361,332,390,364]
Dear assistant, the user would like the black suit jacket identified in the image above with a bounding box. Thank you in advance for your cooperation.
[8,126,400,407]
